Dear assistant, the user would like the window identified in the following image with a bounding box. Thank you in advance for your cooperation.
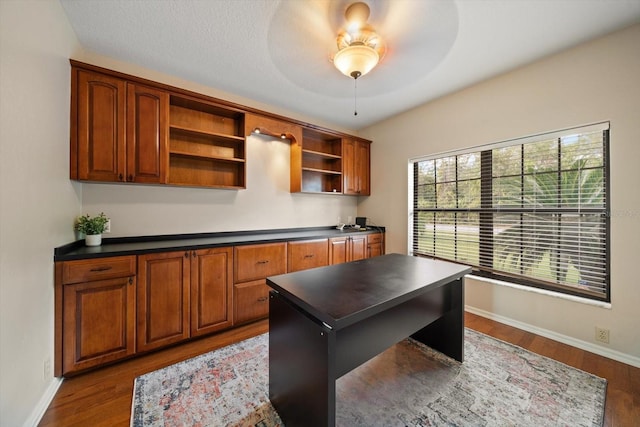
[410,123,610,302]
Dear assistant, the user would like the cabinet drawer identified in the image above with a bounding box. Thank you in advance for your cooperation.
[234,243,286,283]
[367,233,383,245]
[62,256,136,284]
[288,239,328,272]
[234,280,270,324]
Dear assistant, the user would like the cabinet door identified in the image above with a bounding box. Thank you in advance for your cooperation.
[343,139,371,196]
[355,140,371,196]
[342,139,357,195]
[190,247,233,337]
[350,234,368,261]
[329,237,348,265]
[75,70,127,182]
[137,251,190,352]
[288,239,329,272]
[126,84,169,183]
[62,276,135,375]
[367,233,384,258]
[234,280,270,325]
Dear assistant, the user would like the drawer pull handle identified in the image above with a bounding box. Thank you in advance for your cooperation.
[257,297,268,302]
[304,254,314,258]
[256,260,270,265]
[89,266,112,272]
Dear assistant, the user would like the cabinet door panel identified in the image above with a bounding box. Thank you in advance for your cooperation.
[367,233,384,258]
[350,234,368,261]
[191,247,233,337]
[329,237,348,265]
[137,252,190,352]
[288,239,329,272]
[127,84,169,183]
[343,139,371,196]
[76,70,126,181]
[342,139,357,195]
[234,280,270,325]
[356,141,371,195]
[63,276,135,374]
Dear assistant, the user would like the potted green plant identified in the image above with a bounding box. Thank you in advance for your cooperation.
[74,212,109,246]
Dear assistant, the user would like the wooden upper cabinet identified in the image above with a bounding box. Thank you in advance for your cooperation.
[343,139,371,196]
[126,84,169,183]
[73,69,127,181]
[72,67,168,183]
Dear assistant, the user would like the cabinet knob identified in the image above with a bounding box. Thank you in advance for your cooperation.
[129,277,133,285]
[257,296,268,303]
[184,252,189,258]
[128,174,134,182]
[118,173,123,181]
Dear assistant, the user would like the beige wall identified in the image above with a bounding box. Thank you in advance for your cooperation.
[359,24,640,361]
[0,1,81,426]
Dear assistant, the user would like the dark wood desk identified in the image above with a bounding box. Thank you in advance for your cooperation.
[267,253,471,427]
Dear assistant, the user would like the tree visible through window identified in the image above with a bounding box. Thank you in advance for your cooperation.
[410,123,609,301]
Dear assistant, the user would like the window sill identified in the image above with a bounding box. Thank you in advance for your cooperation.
[467,274,612,309]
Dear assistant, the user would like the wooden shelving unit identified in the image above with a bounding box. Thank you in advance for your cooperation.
[294,129,343,194]
[168,95,246,189]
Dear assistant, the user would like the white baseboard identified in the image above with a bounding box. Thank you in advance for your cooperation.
[23,377,63,427]
[466,305,640,368]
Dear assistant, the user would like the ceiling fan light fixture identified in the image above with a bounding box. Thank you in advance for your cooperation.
[333,44,379,78]
[333,2,385,80]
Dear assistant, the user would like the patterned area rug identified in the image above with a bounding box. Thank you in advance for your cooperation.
[131,329,606,426]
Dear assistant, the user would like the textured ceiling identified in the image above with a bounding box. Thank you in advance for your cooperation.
[59,0,640,131]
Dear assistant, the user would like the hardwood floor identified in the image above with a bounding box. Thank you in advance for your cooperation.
[39,313,639,426]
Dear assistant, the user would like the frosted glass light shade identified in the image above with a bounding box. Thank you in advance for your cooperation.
[333,44,379,78]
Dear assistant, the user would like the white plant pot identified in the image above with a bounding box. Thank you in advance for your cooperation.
[85,234,102,246]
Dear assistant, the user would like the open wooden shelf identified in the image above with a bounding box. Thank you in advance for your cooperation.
[168,95,246,189]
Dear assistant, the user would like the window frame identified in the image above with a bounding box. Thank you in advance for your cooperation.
[408,122,610,302]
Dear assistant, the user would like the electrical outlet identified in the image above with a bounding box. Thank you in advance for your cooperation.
[595,327,610,344]
[43,358,51,380]
[104,219,111,233]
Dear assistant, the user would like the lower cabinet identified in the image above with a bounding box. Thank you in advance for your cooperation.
[56,256,136,376]
[287,239,329,272]
[234,242,286,325]
[329,234,367,264]
[137,251,190,352]
[367,233,385,258]
[137,248,233,352]
[55,232,383,375]
[190,247,233,337]
[234,280,270,325]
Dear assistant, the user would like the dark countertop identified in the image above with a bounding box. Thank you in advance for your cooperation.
[267,253,471,330]
[54,225,385,261]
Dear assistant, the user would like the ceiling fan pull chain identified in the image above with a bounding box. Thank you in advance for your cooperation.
[354,78,358,116]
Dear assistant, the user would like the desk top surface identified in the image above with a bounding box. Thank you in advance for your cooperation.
[267,253,471,330]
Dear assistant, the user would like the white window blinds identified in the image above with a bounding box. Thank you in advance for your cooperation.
[410,123,610,301]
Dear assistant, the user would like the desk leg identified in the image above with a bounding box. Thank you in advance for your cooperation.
[269,291,336,427]
[411,278,465,362]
